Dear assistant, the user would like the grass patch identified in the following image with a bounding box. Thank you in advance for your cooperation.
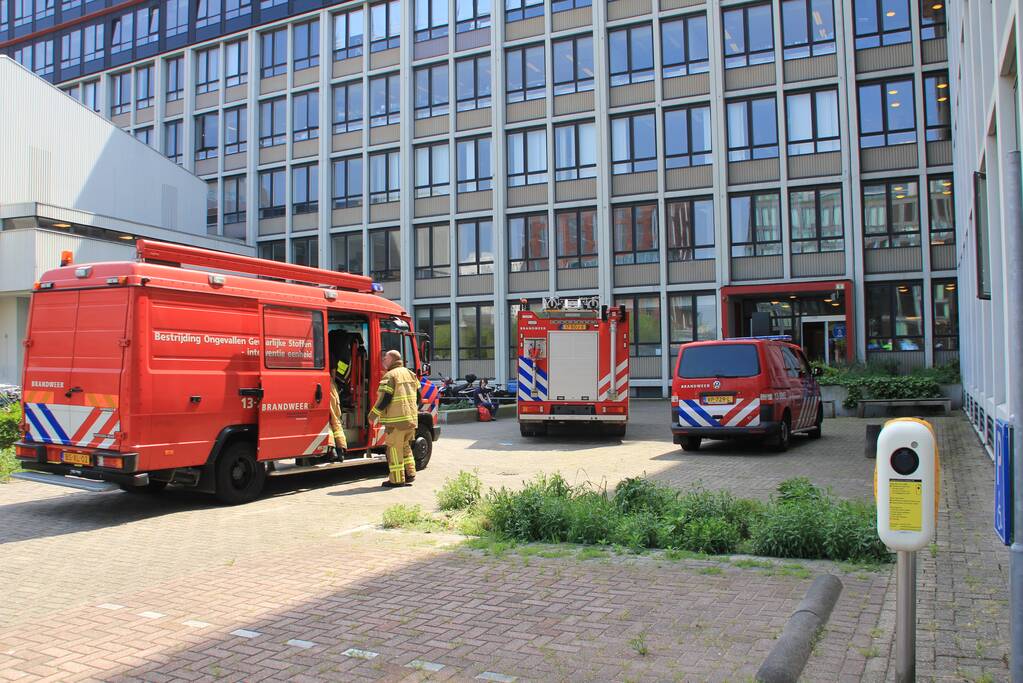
[732,558,775,570]
[577,547,607,561]
[0,447,20,483]
[698,566,724,576]
[436,469,482,511]
[381,504,448,533]
[628,632,649,656]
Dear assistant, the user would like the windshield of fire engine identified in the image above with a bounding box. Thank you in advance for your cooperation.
[380,318,417,372]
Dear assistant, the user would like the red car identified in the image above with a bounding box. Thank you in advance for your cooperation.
[670,337,823,452]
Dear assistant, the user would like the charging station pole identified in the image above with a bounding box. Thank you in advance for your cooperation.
[895,550,917,682]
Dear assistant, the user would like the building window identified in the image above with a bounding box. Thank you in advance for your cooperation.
[666,197,714,261]
[165,56,183,101]
[616,295,661,357]
[332,156,363,208]
[552,35,594,95]
[509,214,548,272]
[506,128,547,186]
[83,23,104,61]
[458,304,495,361]
[613,203,658,265]
[259,240,286,262]
[928,175,954,245]
[290,236,318,267]
[195,112,219,160]
[61,30,81,69]
[369,228,400,280]
[727,96,778,161]
[134,127,153,145]
[858,78,915,147]
[135,5,160,46]
[259,97,286,147]
[196,47,219,94]
[111,12,134,54]
[661,14,709,78]
[415,0,447,41]
[35,0,55,20]
[505,0,541,22]
[415,143,451,198]
[920,0,946,40]
[225,40,247,87]
[664,105,711,168]
[332,231,363,274]
[866,281,923,351]
[932,279,958,353]
[611,112,656,174]
[261,29,287,78]
[165,0,186,37]
[415,306,451,360]
[292,164,319,215]
[790,186,843,253]
[854,0,910,49]
[33,40,54,76]
[370,150,400,203]
[206,179,219,227]
[609,24,654,86]
[554,120,596,180]
[293,20,319,71]
[730,192,782,256]
[370,0,401,52]
[415,63,449,119]
[81,81,99,111]
[556,208,597,269]
[974,171,990,299]
[722,3,774,68]
[669,292,717,356]
[259,168,286,218]
[260,0,285,12]
[224,106,246,154]
[456,54,491,111]
[781,0,835,59]
[506,44,545,103]
[333,82,364,133]
[333,9,364,60]
[924,72,950,141]
[456,136,493,192]
[164,120,182,163]
[225,0,251,19]
[292,90,319,141]
[196,0,219,28]
[457,219,494,275]
[456,0,490,33]
[135,65,154,109]
[370,73,400,126]
[223,174,246,225]
[863,180,920,249]
[415,223,450,278]
[111,71,132,115]
[785,89,839,155]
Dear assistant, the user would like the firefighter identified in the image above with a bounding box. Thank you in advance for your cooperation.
[327,330,353,461]
[370,349,421,488]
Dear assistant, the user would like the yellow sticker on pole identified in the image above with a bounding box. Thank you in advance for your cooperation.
[889,480,923,532]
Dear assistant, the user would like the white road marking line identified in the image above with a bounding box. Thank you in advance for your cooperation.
[407,660,444,672]
[138,611,165,619]
[332,523,376,537]
[182,620,211,628]
[97,603,124,610]
[343,648,379,659]
[231,629,261,639]
[476,673,517,682]
[286,639,317,649]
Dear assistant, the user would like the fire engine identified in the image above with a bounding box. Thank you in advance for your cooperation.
[12,241,440,504]
[516,297,629,437]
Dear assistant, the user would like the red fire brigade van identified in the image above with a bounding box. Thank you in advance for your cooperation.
[516,297,629,437]
[13,241,439,504]
[670,337,822,452]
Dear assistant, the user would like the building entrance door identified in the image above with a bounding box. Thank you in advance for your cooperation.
[801,316,847,365]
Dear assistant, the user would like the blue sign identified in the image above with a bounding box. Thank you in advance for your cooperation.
[995,419,1013,545]
[830,323,846,340]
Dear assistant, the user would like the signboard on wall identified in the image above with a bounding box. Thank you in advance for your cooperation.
[995,419,1013,545]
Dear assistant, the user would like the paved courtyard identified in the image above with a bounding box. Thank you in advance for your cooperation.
[0,402,1010,681]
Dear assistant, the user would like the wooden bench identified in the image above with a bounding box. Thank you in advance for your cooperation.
[856,398,952,418]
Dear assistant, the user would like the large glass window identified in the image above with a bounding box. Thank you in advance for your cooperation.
[613,203,658,265]
[195,0,219,28]
[786,89,839,155]
[291,236,318,268]
[416,306,452,361]
[781,0,835,59]
[456,54,491,111]
[611,112,656,174]
[661,13,709,77]
[924,72,950,141]
[333,81,364,133]
[111,11,134,53]
[862,180,920,248]
[414,142,451,198]
[554,121,596,180]
[609,24,654,86]
[332,156,363,208]
[260,29,287,78]
[932,279,958,352]
[858,78,916,147]
[223,174,246,226]
[61,30,82,69]
[505,0,541,22]
[292,164,319,215]
[722,3,774,68]
[457,136,493,192]
[616,295,661,357]
[508,214,548,272]
[225,0,250,20]
[726,97,778,161]
[164,0,186,37]
[664,105,711,168]
[258,240,286,262]
[730,192,782,256]
[456,0,490,32]
[332,231,363,274]
[370,150,401,203]
[292,90,319,141]
[666,197,714,261]
[370,0,401,52]
[555,208,597,269]
[369,228,400,280]
[135,65,154,109]
[333,9,364,60]
[259,97,286,147]
[111,71,132,115]
[293,20,319,71]
[84,23,104,61]
[507,128,547,186]
[552,35,594,95]
[258,168,286,218]
[206,179,219,227]
[457,219,494,275]
[196,47,219,94]
[974,171,991,299]
[789,186,843,253]
[669,292,717,356]
[415,63,450,119]
[854,0,910,49]
[225,40,248,87]
[195,111,219,160]
[920,0,946,40]
[136,5,160,46]
[928,175,954,245]
[370,73,400,126]
[415,223,450,278]
[164,120,182,163]
[506,44,545,102]
[457,304,494,360]
[866,281,923,351]
[165,56,183,101]
[415,0,448,41]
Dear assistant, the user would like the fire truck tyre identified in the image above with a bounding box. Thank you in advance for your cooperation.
[519,423,535,437]
[680,436,702,452]
[605,423,627,439]
[118,480,169,494]
[808,405,824,439]
[413,430,432,470]
[214,441,266,505]
[771,415,791,452]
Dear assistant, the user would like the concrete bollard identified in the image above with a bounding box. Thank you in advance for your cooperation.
[756,574,844,683]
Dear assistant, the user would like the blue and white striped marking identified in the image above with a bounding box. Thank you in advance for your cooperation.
[676,398,760,429]
[516,356,548,402]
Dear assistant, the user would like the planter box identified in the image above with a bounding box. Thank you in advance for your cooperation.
[819,382,962,416]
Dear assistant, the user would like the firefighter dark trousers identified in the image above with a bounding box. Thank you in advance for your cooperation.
[385,427,416,484]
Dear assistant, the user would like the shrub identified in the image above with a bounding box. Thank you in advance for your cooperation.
[382,504,430,529]
[841,376,943,409]
[777,477,823,504]
[610,512,666,550]
[613,477,677,516]
[0,403,20,451]
[749,500,828,559]
[437,470,483,511]
[565,491,618,545]
[485,479,572,543]
[680,516,742,555]
[821,500,889,562]
[1,448,19,482]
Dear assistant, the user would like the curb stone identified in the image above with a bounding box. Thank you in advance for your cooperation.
[756,574,844,683]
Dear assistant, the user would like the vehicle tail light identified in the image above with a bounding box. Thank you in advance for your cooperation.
[670,395,678,404]
[106,276,128,286]
[46,449,61,463]
[603,406,627,414]
[96,455,124,469]
[14,444,38,460]
[519,404,544,414]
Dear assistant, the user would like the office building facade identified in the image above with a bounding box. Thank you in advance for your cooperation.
[1,0,959,392]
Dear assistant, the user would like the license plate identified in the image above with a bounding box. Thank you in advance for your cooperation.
[62,451,92,466]
[703,395,734,406]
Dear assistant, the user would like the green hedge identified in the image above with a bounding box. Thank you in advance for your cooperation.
[0,403,20,450]
[810,361,952,409]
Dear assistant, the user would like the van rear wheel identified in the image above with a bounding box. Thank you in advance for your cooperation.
[413,429,432,470]
[681,436,702,452]
[808,405,823,439]
[214,441,266,505]
[771,417,791,452]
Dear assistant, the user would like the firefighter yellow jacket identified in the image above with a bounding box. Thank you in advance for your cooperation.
[370,362,420,430]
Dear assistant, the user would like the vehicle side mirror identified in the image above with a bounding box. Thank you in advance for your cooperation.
[812,366,822,377]
[422,362,432,377]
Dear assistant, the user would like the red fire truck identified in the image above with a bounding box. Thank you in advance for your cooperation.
[12,241,440,504]
[516,297,629,437]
